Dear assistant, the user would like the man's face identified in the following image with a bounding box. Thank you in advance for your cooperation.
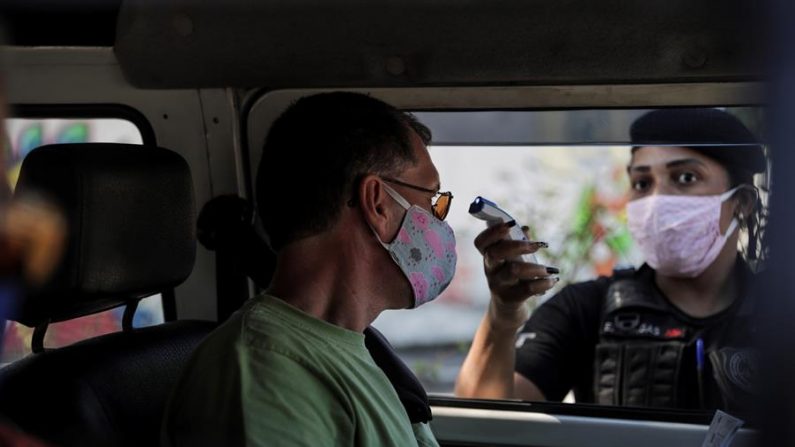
[376,130,445,309]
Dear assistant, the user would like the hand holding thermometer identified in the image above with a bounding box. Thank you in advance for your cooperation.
[468,196,539,264]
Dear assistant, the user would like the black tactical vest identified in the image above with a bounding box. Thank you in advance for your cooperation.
[594,269,756,411]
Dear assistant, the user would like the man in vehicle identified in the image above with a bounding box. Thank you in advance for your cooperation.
[163,92,556,446]
[456,108,765,412]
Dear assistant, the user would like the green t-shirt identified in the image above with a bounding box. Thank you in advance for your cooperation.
[162,294,438,447]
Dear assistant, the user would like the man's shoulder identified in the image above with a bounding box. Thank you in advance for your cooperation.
[162,312,247,447]
[161,309,271,400]
[197,294,308,358]
[162,301,336,446]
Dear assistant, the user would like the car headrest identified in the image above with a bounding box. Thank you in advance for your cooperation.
[12,143,196,327]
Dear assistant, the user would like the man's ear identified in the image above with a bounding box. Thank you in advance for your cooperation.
[358,175,396,242]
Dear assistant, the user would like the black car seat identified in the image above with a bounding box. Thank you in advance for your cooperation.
[0,143,215,447]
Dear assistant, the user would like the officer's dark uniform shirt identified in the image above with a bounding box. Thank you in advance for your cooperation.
[515,262,756,411]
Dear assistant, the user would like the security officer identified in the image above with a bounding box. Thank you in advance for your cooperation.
[455,108,765,412]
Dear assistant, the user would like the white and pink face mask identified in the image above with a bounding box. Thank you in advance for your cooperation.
[373,183,457,308]
[626,187,742,278]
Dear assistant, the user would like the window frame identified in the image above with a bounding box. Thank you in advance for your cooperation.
[242,85,765,426]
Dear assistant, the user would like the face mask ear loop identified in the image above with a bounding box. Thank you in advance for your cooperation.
[369,182,411,249]
[722,218,740,238]
[368,224,391,250]
[382,182,411,209]
[719,185,743,202]
[721,184,759,238]
[717,186,744,238]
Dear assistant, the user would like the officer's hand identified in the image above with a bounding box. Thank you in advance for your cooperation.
[474,222,558,326]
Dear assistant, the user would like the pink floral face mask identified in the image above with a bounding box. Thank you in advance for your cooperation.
[373,183,457,307]
[627,187,742,278]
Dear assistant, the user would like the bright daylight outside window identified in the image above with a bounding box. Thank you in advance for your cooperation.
[371,108,765,407]
[1,117,164,365]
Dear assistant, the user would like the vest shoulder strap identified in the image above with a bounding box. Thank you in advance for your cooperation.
[603,268,670,316]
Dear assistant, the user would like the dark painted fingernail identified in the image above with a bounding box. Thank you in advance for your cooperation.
[506,220,516,228]
[521,225,530,232]
[533,241,549,249]
[546,266,560,274]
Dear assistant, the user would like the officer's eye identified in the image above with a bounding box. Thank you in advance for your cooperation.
[631,179,651,192]
[675,172,699,185]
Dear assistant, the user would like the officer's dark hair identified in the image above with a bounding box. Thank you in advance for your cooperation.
[630,108,768,264]
[256,92,431,252]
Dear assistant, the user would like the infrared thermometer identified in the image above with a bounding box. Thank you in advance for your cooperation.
[468,196,538,264]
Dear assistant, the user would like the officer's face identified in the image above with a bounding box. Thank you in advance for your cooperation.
[627,146,737,233]
[627,146,732,199]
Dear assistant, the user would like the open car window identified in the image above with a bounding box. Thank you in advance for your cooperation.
[371,107,766,412]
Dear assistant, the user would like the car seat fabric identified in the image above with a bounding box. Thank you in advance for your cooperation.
[0,143,214,447]
[11,143,196,327]
[0,321,213,446]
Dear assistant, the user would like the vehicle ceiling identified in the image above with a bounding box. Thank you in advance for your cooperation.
[0,0,763,90]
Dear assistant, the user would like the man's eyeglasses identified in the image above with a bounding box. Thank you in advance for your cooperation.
[382,177,453,221]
